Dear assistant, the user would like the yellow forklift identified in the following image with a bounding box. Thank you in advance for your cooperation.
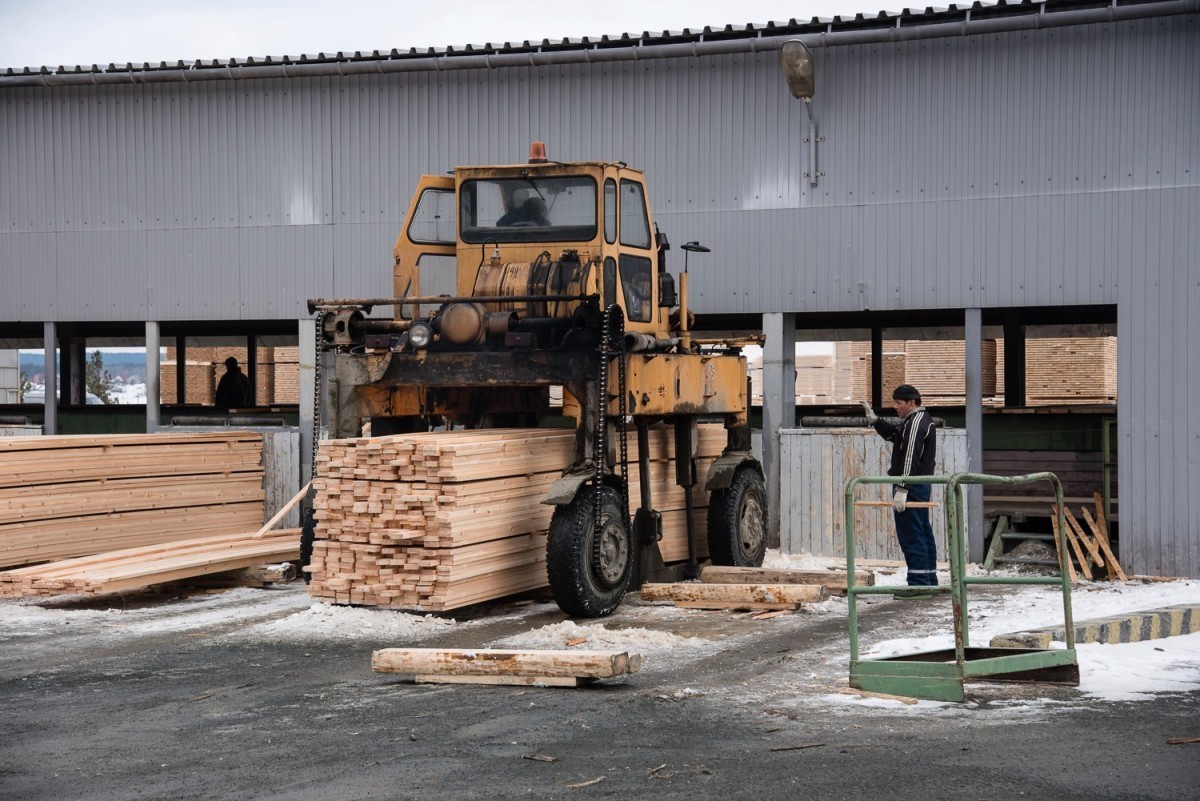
[307,143,765,617]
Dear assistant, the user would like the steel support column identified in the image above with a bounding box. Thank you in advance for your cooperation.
[145,322,161,433]
[964,308,984,562]
[762,312,796,549]
[42,322,57,435]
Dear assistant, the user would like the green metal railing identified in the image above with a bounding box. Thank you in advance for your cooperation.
[844,472,1078,700]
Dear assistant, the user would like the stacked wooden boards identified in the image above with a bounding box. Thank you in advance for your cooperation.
[0,528,299,597]
[0,432,265,570]
[308,425,727,611]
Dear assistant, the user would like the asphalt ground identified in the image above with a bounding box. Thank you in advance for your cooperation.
[2,584,1198,801]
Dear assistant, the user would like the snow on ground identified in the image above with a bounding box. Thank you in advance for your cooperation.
[2,553,1197,706]
[490,619,715,671]
[242,601,458,642]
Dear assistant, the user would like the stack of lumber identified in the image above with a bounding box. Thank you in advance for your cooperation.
[850,341,907,403]
[1050,492,1126,583]
[308,425,725,611]
[995,337,1118,406]
[902,340,998,405]
[372,647,642,687]
[1025,337,1117,404]
[0,432,265,569]
[0,528,298,597]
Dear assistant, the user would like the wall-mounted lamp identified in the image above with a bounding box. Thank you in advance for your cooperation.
[779,40,821,187]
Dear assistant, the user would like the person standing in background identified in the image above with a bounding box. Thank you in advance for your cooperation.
[215,356,253,409]
[862,385,938,598]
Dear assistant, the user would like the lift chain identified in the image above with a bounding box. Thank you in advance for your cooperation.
[593,305,630,576]
[310,310,326,484]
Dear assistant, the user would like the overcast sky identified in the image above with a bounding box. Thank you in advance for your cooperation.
[1,0,877,70]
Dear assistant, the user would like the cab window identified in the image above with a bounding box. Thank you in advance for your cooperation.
[604,179,617,244]
[619,180,650,249]
[407,188,455,245]
[619,255,652,322]
[459,176,597,244]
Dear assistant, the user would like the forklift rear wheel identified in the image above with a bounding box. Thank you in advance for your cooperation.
[707,466,767,567]
[546,485,632,618]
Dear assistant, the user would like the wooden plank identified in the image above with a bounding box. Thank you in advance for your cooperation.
[641,582,828,604]
[1049,510,1077,582]
[1063,506,1105,571]
[414,674,588,687]
[1080,506,1127,581]
[699,565,874,587]
[1059,510,1094,580]
[853,501,939,508]
[371,648,641,678]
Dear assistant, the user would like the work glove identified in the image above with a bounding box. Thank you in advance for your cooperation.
[892,488,908,513]
[860,401,878,425]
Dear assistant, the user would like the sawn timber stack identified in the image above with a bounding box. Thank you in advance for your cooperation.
[308,426,726,611]
[0,432,265,569]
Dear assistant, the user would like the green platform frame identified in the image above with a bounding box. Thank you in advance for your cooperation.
[845,472,1080,702]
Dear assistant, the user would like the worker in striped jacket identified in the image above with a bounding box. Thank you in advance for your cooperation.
[862,385,938,597]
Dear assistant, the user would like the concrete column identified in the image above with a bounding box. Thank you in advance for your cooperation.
[1003,309,1026,407]
[43,322,57,435]
[246,334,258,406]
[175,336,186,405]
[762,312,796,550]
[870,325,883,409]
[299,318,317,485]
[964,308,984,562]
[68,338,86,405]
[145,322,161,433]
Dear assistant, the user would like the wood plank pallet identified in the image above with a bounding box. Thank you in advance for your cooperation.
[308,426,724,612]
[0,432,265,569]
[0,528,299,597]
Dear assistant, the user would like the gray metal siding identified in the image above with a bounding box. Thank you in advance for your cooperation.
[1118,186,1200,579]
[2,18,1193,321]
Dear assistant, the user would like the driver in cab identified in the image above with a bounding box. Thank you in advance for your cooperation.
[497,194,550,227]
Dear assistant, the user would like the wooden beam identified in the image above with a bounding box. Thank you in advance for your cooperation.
[371,648,641,679]
[641,582,827,605]
[700,565,874,587]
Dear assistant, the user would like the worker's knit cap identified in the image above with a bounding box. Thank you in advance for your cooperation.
[892,384,921,401]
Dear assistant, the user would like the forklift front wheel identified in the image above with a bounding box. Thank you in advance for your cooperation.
[707,466,768,567]
[546,485,632,618]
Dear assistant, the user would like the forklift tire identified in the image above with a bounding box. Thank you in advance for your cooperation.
[546,485,632,618]
[706,466,768,567]
[299,504,316,584]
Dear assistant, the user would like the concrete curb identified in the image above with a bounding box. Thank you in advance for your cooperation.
[989,604,1200,649]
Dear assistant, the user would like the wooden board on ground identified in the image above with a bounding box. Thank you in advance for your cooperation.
[641,582,828,609]
[371,648,642,684]
[700,565,874,590]
[0,529,299,597]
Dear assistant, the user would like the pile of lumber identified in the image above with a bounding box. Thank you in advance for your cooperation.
[0,432,265,569]
[0,528,299,597]
[642,581,828,610]
[372,647,642,687]
[308,425,725,611]
[1050,492,1126,582]
[902,340,998,405]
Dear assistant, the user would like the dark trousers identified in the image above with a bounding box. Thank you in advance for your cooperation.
[893,483,938,586]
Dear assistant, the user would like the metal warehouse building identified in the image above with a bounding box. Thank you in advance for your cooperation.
[1,0,1196,577]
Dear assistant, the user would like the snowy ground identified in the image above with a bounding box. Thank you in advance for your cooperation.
[2,552,1196,711]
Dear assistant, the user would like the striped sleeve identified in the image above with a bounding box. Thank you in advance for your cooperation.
[901,410,926,476]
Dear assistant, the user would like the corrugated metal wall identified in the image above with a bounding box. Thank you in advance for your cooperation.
[780,427,968,561]
[2,18,1194,321]
[0,15,1196,575]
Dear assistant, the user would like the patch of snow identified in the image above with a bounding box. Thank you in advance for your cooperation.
[1074,632,1200,701]
[491,619,714,667]
[240,602,457,642]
